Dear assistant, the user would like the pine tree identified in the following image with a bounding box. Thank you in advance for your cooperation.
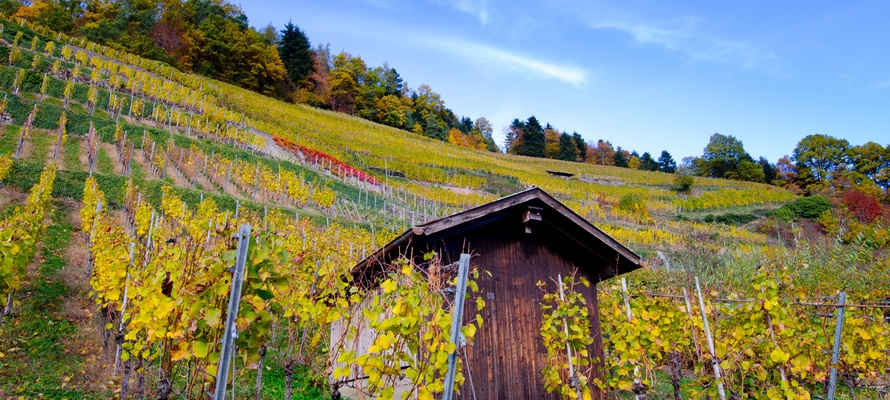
[557,132,579,161]
[519,116,545,158]
[758,156,777,184]
[278,21,313,84]
[658,150,677,173]
[505,119,524,154]
[614,146,629,168]
[572,132,587,161]
[640,152,659,171]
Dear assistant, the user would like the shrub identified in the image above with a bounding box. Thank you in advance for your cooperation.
[781,196,831,220]
[843,189,882,224]
[703,213,758,225]
[618,194,644,212]
[775,207,796,222]
[674,173,694,191]
[817,210,840,236]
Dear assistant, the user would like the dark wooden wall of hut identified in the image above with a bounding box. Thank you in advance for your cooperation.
[413,219,608,400]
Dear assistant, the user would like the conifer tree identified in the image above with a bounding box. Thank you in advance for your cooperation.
[614,146,629,167]
[572,132,587,161]
[557,132,579,161]
[658,150,677,173]
[278,21,313,84]
[519,116,545,158]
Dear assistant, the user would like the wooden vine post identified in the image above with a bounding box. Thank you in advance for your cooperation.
[558,274,581,400]
[694,277,726,400]
[682,287,702,358]
[113,242,136,378]
[622,277,647,400]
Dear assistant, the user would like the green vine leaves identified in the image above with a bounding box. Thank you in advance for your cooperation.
[538,273,596,400]
[334,254,485,400]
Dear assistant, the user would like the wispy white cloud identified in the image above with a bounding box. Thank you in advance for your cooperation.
[430,0,492,26]
[357,0,400,10]
[423,37,588,85]
[531,1,775,71]
[590,18,772,70]
[875,80,890,90]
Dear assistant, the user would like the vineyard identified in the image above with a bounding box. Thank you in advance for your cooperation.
[0,14,887,400]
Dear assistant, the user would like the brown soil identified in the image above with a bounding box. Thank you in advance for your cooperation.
[0,186,27,210]
[77,137,91,172]
[46,132,63,166]
[15,130,32,160]
[115,210,135,237]
[195,171,223,194]
[442,185,483,196]
[161,154,193,187]
[172,153,220,194]
[131,148,157,180]
[59,199,115,392]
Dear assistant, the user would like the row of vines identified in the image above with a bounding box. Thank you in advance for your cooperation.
[0,161,55,321]
[81,175,485,399]
[539,268,890,399]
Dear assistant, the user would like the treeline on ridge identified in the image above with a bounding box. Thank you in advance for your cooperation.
[7,0,887,193]
[2,0,501,152]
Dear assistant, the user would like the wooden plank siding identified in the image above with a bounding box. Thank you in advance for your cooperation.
[423,221,607,400]
[344,188,640,399]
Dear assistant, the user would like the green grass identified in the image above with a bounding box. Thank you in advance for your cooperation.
[0,201,20,218]
[68,102,87,115]
[221,364,326,399]
[92,108,108,119]
[27,129,53,161]
[96,146,113,174]
[129,157,145,180]
[0,201,111,398]
[62,136,81,171]
[42,97,63,107]
[611,369,882,399]
[0,125,19,155]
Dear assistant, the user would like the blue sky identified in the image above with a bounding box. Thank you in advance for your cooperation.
[240,0,890,162]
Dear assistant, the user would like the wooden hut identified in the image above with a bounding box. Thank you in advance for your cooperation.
[338,187,641,399]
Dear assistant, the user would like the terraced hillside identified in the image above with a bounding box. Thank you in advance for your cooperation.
[0,17,887,399]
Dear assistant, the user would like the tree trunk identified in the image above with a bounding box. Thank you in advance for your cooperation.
[136,357,145,400]
[283,360,294,400]
[670,352,682,400]
[121,359,131,400]
[2,291,13,318]
[254,345,266,400]
[157,369,172,400]
[632,378,649,400]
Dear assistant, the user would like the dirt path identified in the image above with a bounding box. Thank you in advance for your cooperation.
[161,154,193,187]
[45,132,63,166]
[193,170,222,193]
[77,137,91,171]
[193,170,221,193]
[16,130,33,160]
[167,152,221,193]
[0,200,113,397]
[0,186,27,210]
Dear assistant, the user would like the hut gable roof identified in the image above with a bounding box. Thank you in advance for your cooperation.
[355,187,642,282]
